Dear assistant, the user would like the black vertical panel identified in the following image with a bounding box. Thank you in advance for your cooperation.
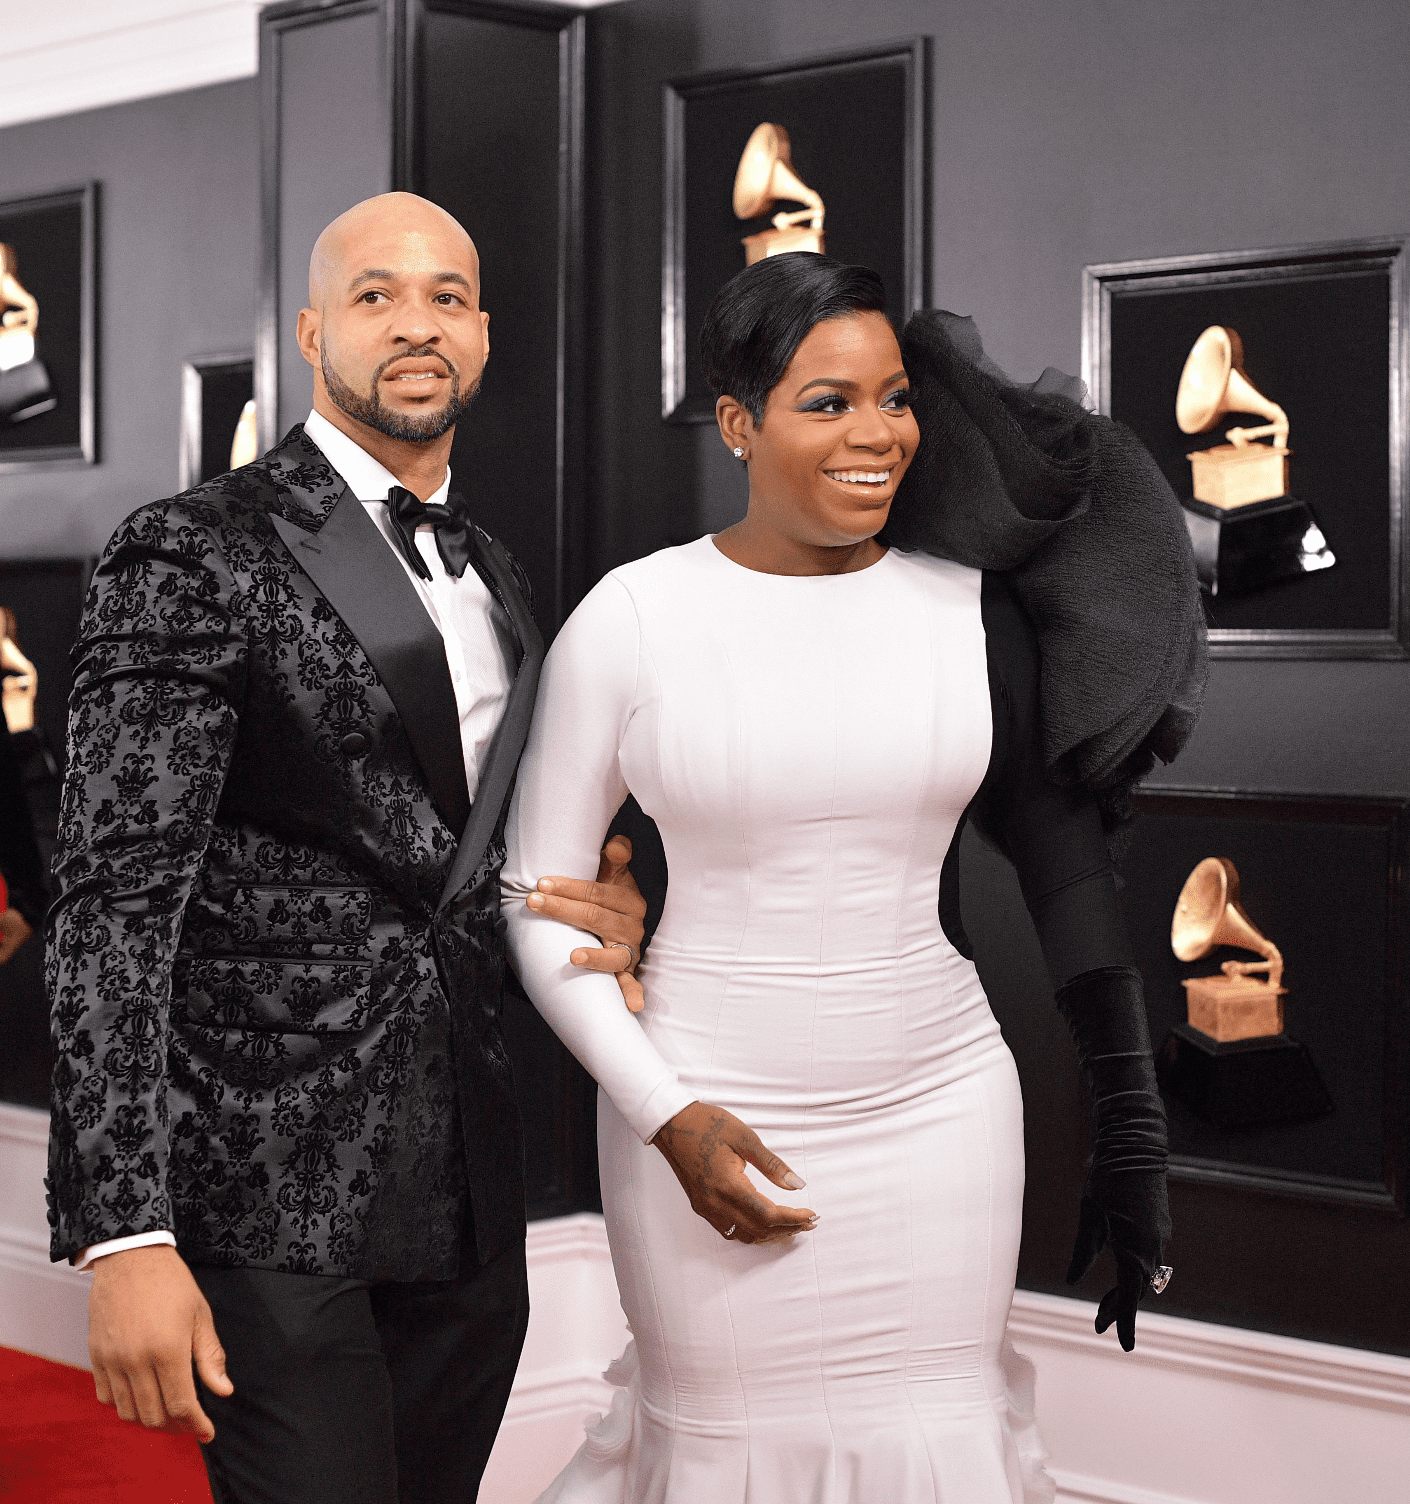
[417,6,576,627]
[260,2,393,448]
[413,4,593,1220]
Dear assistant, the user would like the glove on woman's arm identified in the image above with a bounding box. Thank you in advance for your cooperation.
[958,575,1173,1350]
[1055,963,1171,1352]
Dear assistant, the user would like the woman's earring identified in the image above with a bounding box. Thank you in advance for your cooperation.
[733,447,745,459]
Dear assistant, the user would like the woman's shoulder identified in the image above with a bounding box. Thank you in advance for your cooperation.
[605,535,717,586]
[594,535,723,611]
[557,538,715,639]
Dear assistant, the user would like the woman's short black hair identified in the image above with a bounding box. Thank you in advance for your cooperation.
[700,252,888,424]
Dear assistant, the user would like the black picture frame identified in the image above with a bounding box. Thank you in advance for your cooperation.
[1126,787,1408,1216]
[0,558,96,1110]
[179,353,255,491]
[0,183,98,472]
[1083,238,1409,658]
[662,40,929,424]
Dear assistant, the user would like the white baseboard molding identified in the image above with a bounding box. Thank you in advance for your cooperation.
[1008,1286,1410,1414]
[1052,1471,1207,1504]
[6,1106,1408,1504]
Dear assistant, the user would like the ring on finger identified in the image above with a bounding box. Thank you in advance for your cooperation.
[724,1223,737,1239]
[605,942,639,968]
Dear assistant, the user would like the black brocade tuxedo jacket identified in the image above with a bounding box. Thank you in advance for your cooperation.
[46,425,544,1280]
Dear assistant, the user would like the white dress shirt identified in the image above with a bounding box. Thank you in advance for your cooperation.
[75,410,515,1270]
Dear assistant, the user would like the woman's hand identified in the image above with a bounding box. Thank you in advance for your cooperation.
[652,1101,817,1245]
[526,834,649,1011]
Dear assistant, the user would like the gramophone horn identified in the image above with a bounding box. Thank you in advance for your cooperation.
[733,122,823,221]
[1171,856,1276,962]
[1176,325,1287,438]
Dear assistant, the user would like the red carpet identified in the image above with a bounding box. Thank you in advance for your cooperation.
[0,1346,213,1503]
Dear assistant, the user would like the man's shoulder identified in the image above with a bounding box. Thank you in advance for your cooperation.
[110,426,336,556]
[107,464,279,561]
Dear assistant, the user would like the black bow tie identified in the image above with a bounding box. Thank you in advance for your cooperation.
[385,485,473,581]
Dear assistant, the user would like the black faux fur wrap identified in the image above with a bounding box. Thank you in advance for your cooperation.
[885,310,1208,839]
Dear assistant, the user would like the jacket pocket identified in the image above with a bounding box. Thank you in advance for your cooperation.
[228,885,372,949]
[185,957,373,1034]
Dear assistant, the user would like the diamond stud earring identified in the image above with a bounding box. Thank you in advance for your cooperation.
[733,447,744,459]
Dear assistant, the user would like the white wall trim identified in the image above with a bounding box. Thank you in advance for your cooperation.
[0,1100,49,1150]
[1008,1286,1410,1416]
[1052,1472,1208,1504]
[1,2,265,131]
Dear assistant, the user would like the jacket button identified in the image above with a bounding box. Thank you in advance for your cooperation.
[340,732,369,756]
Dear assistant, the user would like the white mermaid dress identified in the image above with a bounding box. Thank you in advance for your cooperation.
[501,537,1053,1504]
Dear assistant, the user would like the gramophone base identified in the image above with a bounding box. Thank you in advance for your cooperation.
[1182,976,1285,1041]
[1156,1023,1333,1130]
[1181,495,1335,597]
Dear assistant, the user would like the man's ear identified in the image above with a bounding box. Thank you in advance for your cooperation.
[716,394,753,458]
[296,307,320,371]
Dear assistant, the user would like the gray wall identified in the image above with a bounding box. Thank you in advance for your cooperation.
[0,78,259,558]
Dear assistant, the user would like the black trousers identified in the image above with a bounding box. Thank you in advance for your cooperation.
[192,1231,529,1504]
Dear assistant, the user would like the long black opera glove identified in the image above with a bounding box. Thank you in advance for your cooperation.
[1056,964,1171,1352]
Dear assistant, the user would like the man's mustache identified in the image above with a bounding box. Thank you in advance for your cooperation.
[374,346,457,381]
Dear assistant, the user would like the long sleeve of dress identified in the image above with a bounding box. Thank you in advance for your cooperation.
[501,575,694,1144]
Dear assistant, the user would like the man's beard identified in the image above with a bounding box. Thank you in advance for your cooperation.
[321,342,480,443]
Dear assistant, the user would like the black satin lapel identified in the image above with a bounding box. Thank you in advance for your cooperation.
[437,537,545,912]
[270,493,471,835]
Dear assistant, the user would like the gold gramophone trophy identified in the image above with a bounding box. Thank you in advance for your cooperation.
[230,399,258,470]
[1173,326,1333,596]
[1155,855,1332,1130]
[733,123,825,266]
[1172,857,1285,1042]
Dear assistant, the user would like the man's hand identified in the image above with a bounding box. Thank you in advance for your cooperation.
[88,1245,233,1442]
[652,1101,818,1245]
[0,907,32,965]
[526,834,649,1012]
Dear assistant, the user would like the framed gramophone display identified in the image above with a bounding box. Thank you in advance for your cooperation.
[179,352,256,491]
[1083,236,1408,658]
[0,183,98,473]
[662,40,928,422]
[0,558,95,1109]
[1124,787,1409,1215]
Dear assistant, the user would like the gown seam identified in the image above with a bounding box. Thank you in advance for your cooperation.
[707,626,756,1482]
[799,601,844,1490]
[627,1113,681,1471]
[899,566,944,1502]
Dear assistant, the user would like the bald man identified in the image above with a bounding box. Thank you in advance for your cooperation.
[47,194,645,1502]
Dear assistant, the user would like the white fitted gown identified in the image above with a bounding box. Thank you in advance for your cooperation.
[501,537,1053,1504]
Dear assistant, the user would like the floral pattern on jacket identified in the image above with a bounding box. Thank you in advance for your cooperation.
[46,426,534,1279]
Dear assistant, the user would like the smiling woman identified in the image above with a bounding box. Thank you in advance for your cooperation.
[494,251,1176,1504]
[704,253,918,574]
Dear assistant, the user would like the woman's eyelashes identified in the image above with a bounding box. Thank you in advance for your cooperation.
[798,392,850,414]
[796,387,912,416]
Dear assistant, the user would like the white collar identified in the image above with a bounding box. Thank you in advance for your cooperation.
[304,408,451,510]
